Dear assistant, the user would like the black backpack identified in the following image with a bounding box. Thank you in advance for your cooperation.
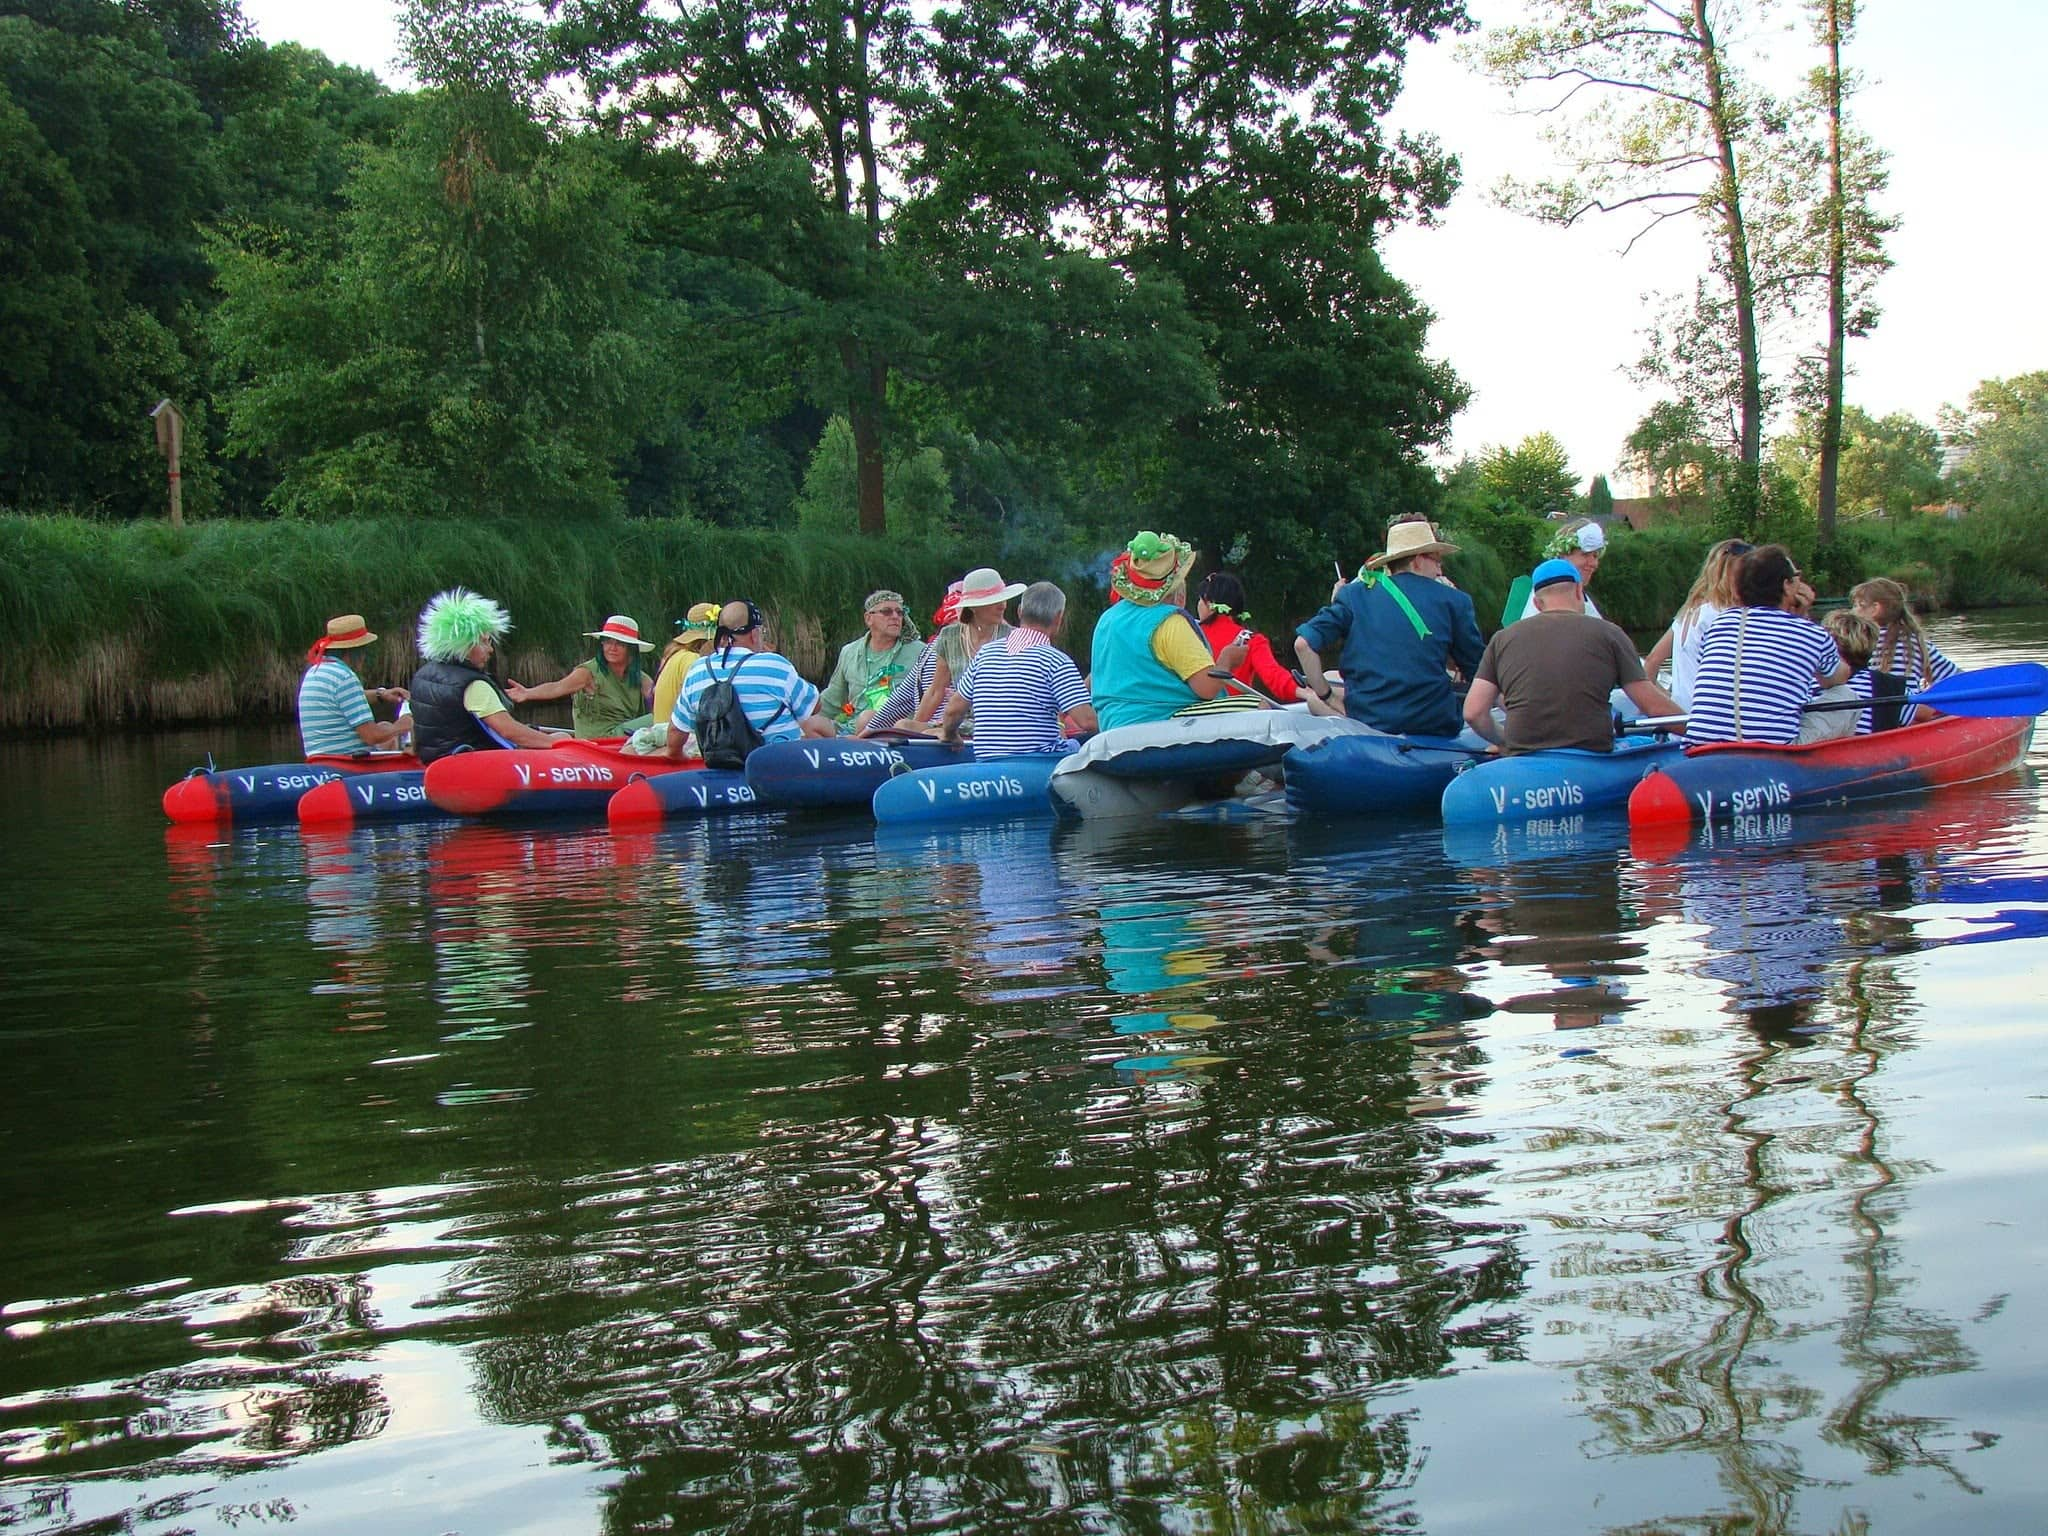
[693,653,787,769]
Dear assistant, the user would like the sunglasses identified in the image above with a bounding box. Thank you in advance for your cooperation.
[871,606,904,617]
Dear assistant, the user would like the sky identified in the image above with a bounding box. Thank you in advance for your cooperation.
[238,0,2048,493]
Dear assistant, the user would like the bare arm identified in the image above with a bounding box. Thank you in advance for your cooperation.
[936,689,971,744]
[352,718,408,749]
[506,665,593,705]
[1060,702,1099,736]
[1642,626,1675,679]
[1623,679,1682,719]
[911,655,953,723]
[1463,678,1504,746]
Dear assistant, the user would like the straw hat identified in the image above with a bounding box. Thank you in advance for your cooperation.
[1364,520,1459,570]
[585,614,654,651]
[674,601,720,655]
[318,614,377,650]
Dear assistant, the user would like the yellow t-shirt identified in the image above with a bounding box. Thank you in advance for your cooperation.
[651,649,692,728]
[463,679,506,719]
[1150,612,1216,681]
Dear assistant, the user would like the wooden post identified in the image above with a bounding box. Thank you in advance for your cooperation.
[151,398,185,529]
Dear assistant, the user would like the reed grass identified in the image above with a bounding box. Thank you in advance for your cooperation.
[0,516,962,729]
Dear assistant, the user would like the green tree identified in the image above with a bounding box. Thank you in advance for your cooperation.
[918,0,1471,611]
[1770,406,1939,519]
[1945,373,2048,578]
[1587,473,1615,519]
[209,85,667,519]
[1624,400,1725,504]
[1479,431,1576,514]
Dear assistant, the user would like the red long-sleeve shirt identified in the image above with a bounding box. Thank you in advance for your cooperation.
[1198,612,1305,702]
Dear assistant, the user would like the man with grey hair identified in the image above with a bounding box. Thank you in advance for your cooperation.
[818,587,925,734]
[938,581,1097,754]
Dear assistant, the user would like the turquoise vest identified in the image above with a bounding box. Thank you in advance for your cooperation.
[1091,602,1202,731]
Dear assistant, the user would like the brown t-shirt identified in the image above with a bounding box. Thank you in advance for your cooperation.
[1474,612,1645,753]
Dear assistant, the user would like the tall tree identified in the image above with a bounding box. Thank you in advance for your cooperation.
[543,0,930,533]
[1803,0,1892,541]
[1478,0,1770,466]
[919,0,1470,605]
[1479,431,1577,514]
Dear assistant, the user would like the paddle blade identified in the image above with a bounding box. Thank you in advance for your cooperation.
[1913,662,2048,718]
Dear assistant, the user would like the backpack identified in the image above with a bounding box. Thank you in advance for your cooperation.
[693,653,787,769]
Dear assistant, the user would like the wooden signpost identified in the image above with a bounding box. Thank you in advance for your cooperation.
[151,398,185,529]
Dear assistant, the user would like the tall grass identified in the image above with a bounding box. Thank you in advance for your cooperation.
[0,516,963,729]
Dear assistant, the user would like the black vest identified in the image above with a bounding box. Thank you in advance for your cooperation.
[409,658,511,764]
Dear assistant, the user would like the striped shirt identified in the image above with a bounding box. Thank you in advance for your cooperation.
[1685,607,1843,745]
[957,630,1088,756]
[1876,630,1958,688]
[670,648,817,745]
[863,647,943,731]
[297,659,373,757]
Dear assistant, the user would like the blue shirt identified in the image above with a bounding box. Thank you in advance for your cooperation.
[297,658,373,757]
[1296,574,1484,737]
[671,648,817,745]
[958,633,1089,755]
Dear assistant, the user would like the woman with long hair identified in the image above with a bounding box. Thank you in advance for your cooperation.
[1643,538,1751,710]
[1851,577,1958,693]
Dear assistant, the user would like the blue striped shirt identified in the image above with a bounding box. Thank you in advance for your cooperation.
[1877,630,1957,688]
[1685,608,1842,745]
[957,633,1088,755]
[297,659,373,757]
[671,648,817,745]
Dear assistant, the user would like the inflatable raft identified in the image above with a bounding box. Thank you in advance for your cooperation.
[423,741,700,818]
[297,769,439,827]
[1627,712,2036,828]
[1282,730,1480,818]
[163,753,419,824]
[871,754,1062,825]
[1440,736,1682,826]
[1049,711,1355,820]
[607,769,759,826]
[744,737,971,808]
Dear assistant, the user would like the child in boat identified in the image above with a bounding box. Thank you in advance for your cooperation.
[1851,577,1957,722]
[1824,610,1911,734]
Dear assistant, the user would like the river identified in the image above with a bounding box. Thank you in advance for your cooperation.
[4,611,2047,1534]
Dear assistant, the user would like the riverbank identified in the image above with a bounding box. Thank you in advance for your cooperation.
[0,516,964,731]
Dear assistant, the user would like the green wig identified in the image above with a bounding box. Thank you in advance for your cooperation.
[418,587,512,663]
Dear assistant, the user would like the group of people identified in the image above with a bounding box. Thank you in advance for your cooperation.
[297,517,1958,771]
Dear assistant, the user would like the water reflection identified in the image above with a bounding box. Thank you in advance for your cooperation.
[4,662,2047,1532]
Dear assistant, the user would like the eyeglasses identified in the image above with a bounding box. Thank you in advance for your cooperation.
[871,607,904,618]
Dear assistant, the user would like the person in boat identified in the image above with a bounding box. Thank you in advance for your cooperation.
[622,602,720,755]
[408,588,572,764]
[664,598,836,759]
[1193,571,1308,704]
[937,581,1098,754]
[1517,518,1608,620]
[1824,609,1911,734]
[297,613,409,758]
[819,590,926,735]
[1852,576,1958,720]
[1090,531,1254,730]
[861,582,960,736]
[1682,545,1850,747]
[1463,560,1679,754]
[1293,519,1483,739]
[504,615,656,739]
[1642,538,1751,710]
[912,567,1025,727]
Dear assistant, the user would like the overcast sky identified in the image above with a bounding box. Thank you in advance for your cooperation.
[239,0,2048,493]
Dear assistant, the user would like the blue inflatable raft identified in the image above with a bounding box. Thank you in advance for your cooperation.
[871,755,1062,825]
[608,769,760,825]
[745,737,971,808]
[1282,731,1479,818]
[1439,736,1682,826]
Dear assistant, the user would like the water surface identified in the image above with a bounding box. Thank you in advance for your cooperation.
[4,613,2047,1534]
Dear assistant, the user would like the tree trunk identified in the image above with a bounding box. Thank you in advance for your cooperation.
[845,341,888,535]
[1692,0,1762,469]
[1816,0,1847,541]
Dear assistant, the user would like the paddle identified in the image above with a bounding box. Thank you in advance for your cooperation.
[1619,663,2048,733]
[1802,662,2048,718]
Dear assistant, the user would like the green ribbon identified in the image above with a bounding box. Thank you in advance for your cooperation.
[1357,569,1433,641]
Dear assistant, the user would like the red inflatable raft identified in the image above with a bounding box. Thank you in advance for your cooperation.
[421,740,702,817]
[163,753,420,824]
